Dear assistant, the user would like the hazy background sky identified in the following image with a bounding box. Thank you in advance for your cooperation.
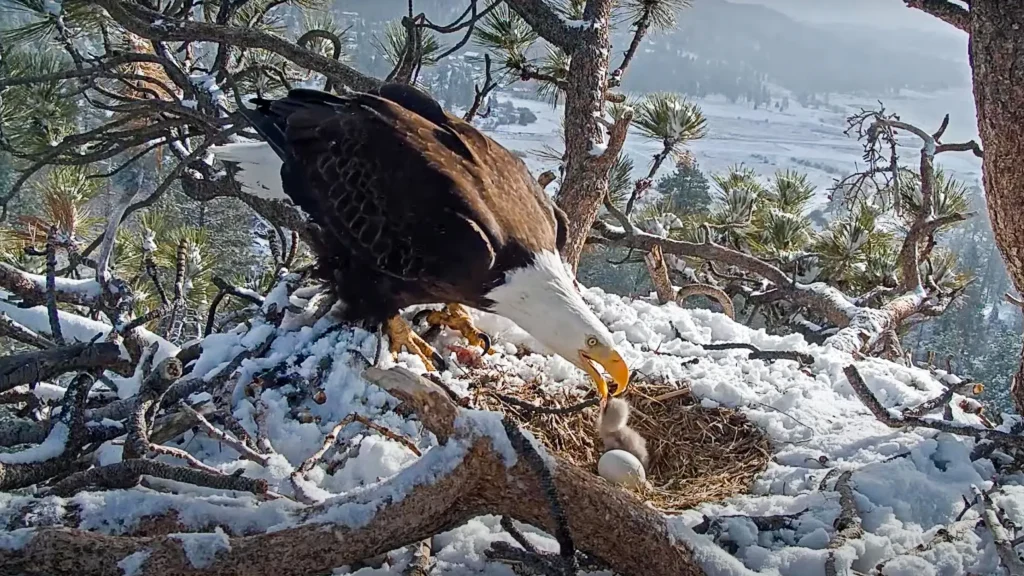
[731,0,967,36]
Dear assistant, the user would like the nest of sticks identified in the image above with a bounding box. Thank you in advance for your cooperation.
[473,373,772,513]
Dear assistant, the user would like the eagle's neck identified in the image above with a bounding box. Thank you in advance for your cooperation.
[484,250,610,353]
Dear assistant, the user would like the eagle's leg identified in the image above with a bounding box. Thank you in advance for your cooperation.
[385,314,443,371]
[421,303,493,354]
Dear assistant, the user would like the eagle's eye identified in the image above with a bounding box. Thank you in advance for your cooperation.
[586,336,599,348]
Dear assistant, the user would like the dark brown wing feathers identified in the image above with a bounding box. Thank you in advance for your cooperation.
[245,85,561,304]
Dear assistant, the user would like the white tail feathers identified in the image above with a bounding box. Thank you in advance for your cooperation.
[208,142,289,203]
[597,398,649,468]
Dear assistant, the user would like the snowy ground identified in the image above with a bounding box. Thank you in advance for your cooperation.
[3,283,1019,575]
[484,87,983,211]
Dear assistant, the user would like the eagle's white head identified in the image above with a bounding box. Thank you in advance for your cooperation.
[485,250,630,402]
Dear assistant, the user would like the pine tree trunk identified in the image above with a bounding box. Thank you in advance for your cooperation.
[555,0,615,272]
[969,1,1024,413]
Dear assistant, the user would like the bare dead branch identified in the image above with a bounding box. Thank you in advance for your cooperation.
[843,365,1024,450]
[676,283,736,319]
[701,342,814,365]
[464,54,499,122]
[49,458,269,498]
[0,313,56,349]
[44,229,64,346]
[177,401,269,466]
[0,372,95,490]
[0,343,122,394]
[971,485,1024,575]
[824,471,863,576]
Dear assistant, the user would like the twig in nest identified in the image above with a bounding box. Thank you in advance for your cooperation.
[290,413,422,504]
[824,471,862,576]
[124,355,183,459]
[49,458,269,497]
[843,365,1024,450]
[177,401,269,466]
[0,342,122,394]
[971,485,1024,575]
[351,413,422,456]
[0,371,98,490]
[818,468,839,492]
[493,392,600,418]
[692,510,808,538]
[148,443,223,475]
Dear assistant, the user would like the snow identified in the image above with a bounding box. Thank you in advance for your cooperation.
[2,277,1019,574]
[171,527,231,569]
[0,422,69,464]
[454,410,518,467]
[2,268,102,299]
[117,549,150,576]
[41,0,61,16]
[483,87,982,208]
[0,528,35,551]
[672,524,759,576]
[0,298,178,363]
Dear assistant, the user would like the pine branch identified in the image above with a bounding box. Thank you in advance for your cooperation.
[503,0,583,51]
[93,0,381,92]
[903,0,970,32]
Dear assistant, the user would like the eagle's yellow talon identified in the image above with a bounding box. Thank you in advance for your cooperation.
[424,303,493,354]
[385,315,438,371]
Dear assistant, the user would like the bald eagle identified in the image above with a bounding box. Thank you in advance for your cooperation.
[210,84,629,401]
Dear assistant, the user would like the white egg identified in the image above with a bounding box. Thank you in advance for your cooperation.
[598,449,647,489]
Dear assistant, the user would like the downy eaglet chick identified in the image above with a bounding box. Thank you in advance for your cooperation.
[597,398,649,468]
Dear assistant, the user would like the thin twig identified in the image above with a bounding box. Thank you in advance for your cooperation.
[698,341,814,365]
[44,228,64,346]
[177,401,269,466]
[493,393,601,418]
[49,458,269,497]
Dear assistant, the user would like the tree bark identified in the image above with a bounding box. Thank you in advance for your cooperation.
[553,0,617,272]
[968,1,1024,413]
[645,245,676,304]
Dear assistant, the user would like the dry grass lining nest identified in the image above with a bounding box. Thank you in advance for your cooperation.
[473,372,772,513]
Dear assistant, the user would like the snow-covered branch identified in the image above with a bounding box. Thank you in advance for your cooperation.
[843,365,1024,450]
[1,365,707,576]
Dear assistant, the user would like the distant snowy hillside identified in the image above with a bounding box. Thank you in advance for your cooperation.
[484,88,983,211]
[4,283,1017,575]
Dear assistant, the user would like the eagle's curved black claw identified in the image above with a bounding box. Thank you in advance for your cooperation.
[411,308,434,326]
[479,332,492,354]
[431,350,447,373]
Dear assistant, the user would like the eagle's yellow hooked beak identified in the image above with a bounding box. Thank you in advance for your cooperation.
[579,346,630,402]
